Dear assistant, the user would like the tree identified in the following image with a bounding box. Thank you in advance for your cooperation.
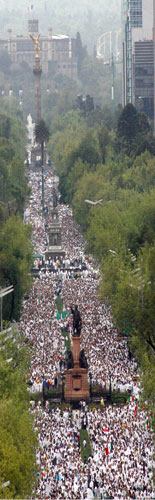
[35,119,49,165]
[35,119,49,210]
[75,32,87,77]
[116,104,154,158]
[0,215,33,321]
[0,329,38,498]
[117,103,139,153]
[0,51,11,76]
[47,78,155,423]
[0,104,29,216]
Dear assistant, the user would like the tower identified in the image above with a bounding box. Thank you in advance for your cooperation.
[30,32,42,124]
[28,19,39,36]
[121,0,153,106]
[30,33,42,167]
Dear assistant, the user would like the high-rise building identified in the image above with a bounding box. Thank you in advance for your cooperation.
[133,40,154,120]
[122,0,154,112]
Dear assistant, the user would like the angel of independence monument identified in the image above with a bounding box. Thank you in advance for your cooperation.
[30,25,43,167]
[65,306,90,402]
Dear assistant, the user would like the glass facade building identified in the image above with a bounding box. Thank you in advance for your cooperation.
[122,0,154,114]
[130,0,142,28]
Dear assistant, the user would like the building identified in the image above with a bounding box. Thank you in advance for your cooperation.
[122,0,154,118]
[133,40,154,120]
[6,20,78,78]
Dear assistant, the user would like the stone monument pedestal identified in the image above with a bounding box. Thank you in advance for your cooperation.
[45,205,65,260]
[65,336,90,402]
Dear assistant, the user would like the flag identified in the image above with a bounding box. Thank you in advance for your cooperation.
[110,439,114,451]
[129,395,134,402]
[62,311,67,319]
[105,446,109,455]
[144,423,149,430]
[36,298,40,305]
[103,428,109,433]
[28,4,33,11]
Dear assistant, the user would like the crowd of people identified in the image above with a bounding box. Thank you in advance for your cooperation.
[31,402,154,499]
[20,169,154,499]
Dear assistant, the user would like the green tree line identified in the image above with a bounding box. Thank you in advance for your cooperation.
[0,103,33,322]
[0,327,38,498]
[48,102,155,417]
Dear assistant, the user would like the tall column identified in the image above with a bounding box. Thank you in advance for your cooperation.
[33,58,42,125]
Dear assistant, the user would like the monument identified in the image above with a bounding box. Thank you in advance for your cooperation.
[30,33,42,125]
[65,306,90,402]
[30,33,43,168]
[45,189,65,259]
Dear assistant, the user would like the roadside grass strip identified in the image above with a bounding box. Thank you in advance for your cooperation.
[56,295,63,315]
[80,429,92,463]
[61,329,71,352]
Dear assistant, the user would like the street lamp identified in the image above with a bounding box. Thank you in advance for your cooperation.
[85,199,112,207]
[129,279,151,308]
[0,481,10,489]
[41,162,45,214]
[85,199,103,206]
[109,249,117,255]
[129,257,151,308]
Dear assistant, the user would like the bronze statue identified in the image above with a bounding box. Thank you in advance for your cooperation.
[30,34,40,59]
[67,350,74,369]
[53,189,58,208]
[79,349,88,369]
[71,305,82,336]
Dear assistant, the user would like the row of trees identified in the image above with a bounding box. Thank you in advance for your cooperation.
[0,103,33,322]
[48,102,155,417]
[0,328,38,498]
[0,103,38,498]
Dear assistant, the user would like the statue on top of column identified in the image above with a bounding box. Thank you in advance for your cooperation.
[71,305,82,337]
[30,34,40,59]
[53,189,58,208]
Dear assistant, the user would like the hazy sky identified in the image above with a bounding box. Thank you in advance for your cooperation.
[0,0,121,54]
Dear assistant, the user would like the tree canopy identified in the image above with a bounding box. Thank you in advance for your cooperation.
[0,328,38,498]
[49,101,155,417]
[0,103,33,322]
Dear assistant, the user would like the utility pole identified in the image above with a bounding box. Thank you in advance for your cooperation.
[42,163,45,212]
[111,52,115,114]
